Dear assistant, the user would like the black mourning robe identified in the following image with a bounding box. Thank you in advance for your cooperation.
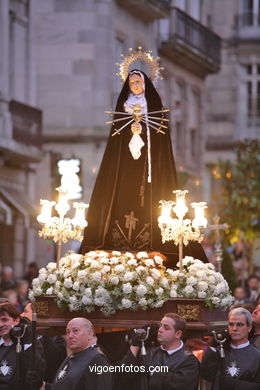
[80,70,207,266]
[114,345,200,390]
[201,344,260,390]
[47,346,112,390]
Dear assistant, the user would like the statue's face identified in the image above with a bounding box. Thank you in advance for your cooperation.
[129,74,144,95]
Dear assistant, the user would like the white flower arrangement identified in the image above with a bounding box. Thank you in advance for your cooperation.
[30,252,234,315]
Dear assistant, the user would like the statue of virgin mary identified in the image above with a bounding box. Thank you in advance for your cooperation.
[80,55,206,266]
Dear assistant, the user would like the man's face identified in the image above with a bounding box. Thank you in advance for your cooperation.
[129,74,144,95]
[248,278,259,290]
[157,317,181,348]
[234,287,246,300]
[228,313,251,345]
[66,319,92,353]
[252,305,260,326]
[0,312,19,338]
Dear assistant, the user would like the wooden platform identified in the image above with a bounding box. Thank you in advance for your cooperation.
[35,296,228,336]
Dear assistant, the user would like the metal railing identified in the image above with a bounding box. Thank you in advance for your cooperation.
[160,7,221,65]
[237,11,260,27]
[9,100,42,148]
[147,0,171,8]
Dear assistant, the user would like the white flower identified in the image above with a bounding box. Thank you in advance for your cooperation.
[169,270,179,279]
[186,276,197,286]
[47,274,57,284]
[125,252,135,259]
[109,257,119,264]
[97,251,109,258]
[73,281,80,291]
[198,291,206,299]
[151,269,160,279]
[213,282,226,295]
[161,277,169,287]
[38,273,47,283]
[94,297,105,306]
[46,287,53,295]
[136,266,145,274]
[154,300,164,308]
[136,251,148,259]
[198,281,208,291]
[154,255,163,265]
[123,283,132,294]
[170,288,177,298]
[101,265,110,274]
[64,278,73,288]
[63,270,71,278]
[32,278,40,288]
[208,275,216,284]
[144,259,155,267]
[136,285,148,296]
[124,272,134,282]
[71,261,81,270]
[84,288,92,296]
[112,251,121,256]
[146,276,154,286]
[121,298,132,308]
[34,287,43,296]
[110,276,119,285]
[196,271,205,278]
[114,264,125,273]
[78,269,87,279]
[68,253,82,262]
[47,262,57,272]
[127,259,137,266]
[90,260,99,268]
[183,285,194,296]
[155,288,163,296]
[100,257,109,264]
[211,297,221,305]
[91,272,102,281]
[139,298,147,306]
[82,296,93,305]
[86,251,98,258]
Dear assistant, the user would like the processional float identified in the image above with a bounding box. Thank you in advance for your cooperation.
[33,48,231,337]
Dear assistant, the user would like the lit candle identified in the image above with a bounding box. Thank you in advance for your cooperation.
[173,190,188,220]
[72,202,88,228]
[191,202,207,228]
[158,201,174,226]
[55,187,70,216]
[37,200,56,224]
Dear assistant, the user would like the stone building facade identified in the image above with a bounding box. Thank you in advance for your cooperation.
[203,0,260,206]
[0,0,44,275]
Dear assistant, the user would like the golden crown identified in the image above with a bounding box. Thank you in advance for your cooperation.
[116,47,163,84]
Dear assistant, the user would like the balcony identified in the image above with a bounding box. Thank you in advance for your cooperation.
[159,7,221,78]
[116,0,171,22]
[0,100,42,165]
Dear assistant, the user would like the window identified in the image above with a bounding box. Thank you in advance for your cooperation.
[190,129,197,157]
[241,0,260,26]
[244,64,260,125]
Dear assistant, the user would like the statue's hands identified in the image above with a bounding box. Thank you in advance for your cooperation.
[131,122,142,135]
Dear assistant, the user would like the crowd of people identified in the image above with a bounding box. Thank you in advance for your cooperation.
[1,299,260,389]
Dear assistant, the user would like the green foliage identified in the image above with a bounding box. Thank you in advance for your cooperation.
[213,139,260,242]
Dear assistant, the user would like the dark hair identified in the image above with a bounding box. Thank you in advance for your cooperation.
[247,274,259,282]
[164,313,187,333]
[0,302,20,320]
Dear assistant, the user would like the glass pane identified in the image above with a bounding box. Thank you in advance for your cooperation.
[247,65,252,74]
[248,82,252,115]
